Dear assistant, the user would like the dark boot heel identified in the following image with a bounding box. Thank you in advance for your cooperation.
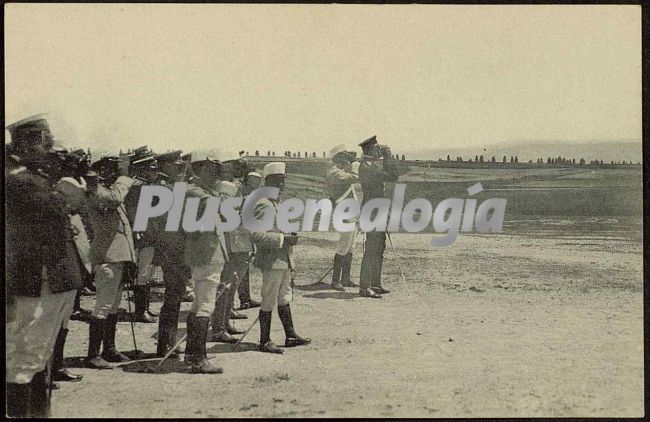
[277,304,311,347]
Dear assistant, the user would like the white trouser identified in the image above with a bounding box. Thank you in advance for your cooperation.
[260,269,292,312]
[92,262,125,319]
[6,282,76,384]
[190,250,225,318]
[335,225,359,255]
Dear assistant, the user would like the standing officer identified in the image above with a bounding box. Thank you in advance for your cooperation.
[50,149,94,386]
[210,180,248,343]
[152,151,192,358]
[236,171,263,311]
[251,162,311,354]
[182,159,226,374]
[6,115,83,417]
[357,136,399,298]
[125,149,161,324]
[84,155,139,369]
[325,144,361,291]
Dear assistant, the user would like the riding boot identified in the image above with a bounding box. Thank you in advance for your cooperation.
[330,254,345,291]
[225,280,244,335]
[211,284,237,343]
[258,310,283,354]
[29,370,49,417]
[86,318,113,369]
[341,252,357,287]
[277,304,311,347]
[102,314,130,362]
[6,382,31,417]
[134,286,156,323]
[186,314,223,374]
[52,328,83,382]
[238,268,261,309]
[184,313,198,365]
[157,301,181,357]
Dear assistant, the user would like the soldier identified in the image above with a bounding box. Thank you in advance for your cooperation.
[221,156,261,314]
[357,136,399,298]
[210,180,248,343]
[182,159,226,373]
[125,149,161,324]
[325,144,361,291]
[6,115,84,417]
[50,149,94,386]
[152,151,193,358]
[84,155,140,369]
[251,162,311,354]
[236,171,263,311]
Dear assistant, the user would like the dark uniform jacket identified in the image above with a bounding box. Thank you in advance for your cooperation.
[358,157,399,204]
[6,168,84,297]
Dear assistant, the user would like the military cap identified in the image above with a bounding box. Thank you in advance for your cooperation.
[6,114,53,148]
[247,171,262,180]
[263,162,286,178]
[359,135,377,148]
[156,150,183,164]
[328,144,347,159]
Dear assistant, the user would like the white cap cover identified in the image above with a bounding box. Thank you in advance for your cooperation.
[263,162,286,178]
[328,144,347,159]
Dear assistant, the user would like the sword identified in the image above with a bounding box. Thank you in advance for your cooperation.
[386,232,411,296]
[232,314,260,350]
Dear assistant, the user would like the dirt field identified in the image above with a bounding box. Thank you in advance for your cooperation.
[52,224,643,418]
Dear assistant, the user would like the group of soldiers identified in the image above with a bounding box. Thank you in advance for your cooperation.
[5,114,399,417]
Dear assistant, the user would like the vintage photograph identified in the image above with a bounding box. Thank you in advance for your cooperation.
[4,3,643,418]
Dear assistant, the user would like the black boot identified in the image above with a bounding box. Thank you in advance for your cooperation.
[28,370,49,417]
[52,328,83,382]
[6,382,31,417]
[85,319,113,369]
[184,313,198,365]
[211,285,238,343]
[238,269,260,310]
[341,252,358,287]
[134,286,157,323]
[185,314,223,374]
[331,254,345,291]
[156,303,181,358]
[102,314,130,363]
[225,282,244,335]
[278,304,311,347]
[258,310,283,354]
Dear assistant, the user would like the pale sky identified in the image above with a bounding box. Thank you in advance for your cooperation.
[4,4,641,155]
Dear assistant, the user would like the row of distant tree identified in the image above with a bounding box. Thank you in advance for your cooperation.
[252,150,407,160]
[441,154,639,165]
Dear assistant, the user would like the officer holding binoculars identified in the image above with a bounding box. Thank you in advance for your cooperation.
[357,136,399,298]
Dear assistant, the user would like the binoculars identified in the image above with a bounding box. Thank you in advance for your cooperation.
[378,144,392,158]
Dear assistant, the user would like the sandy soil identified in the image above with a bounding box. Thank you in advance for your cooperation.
[52,230,644,418]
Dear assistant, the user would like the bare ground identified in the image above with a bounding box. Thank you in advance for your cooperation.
[52,231,644,418]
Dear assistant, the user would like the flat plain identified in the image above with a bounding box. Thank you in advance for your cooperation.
[52,165,643,417]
